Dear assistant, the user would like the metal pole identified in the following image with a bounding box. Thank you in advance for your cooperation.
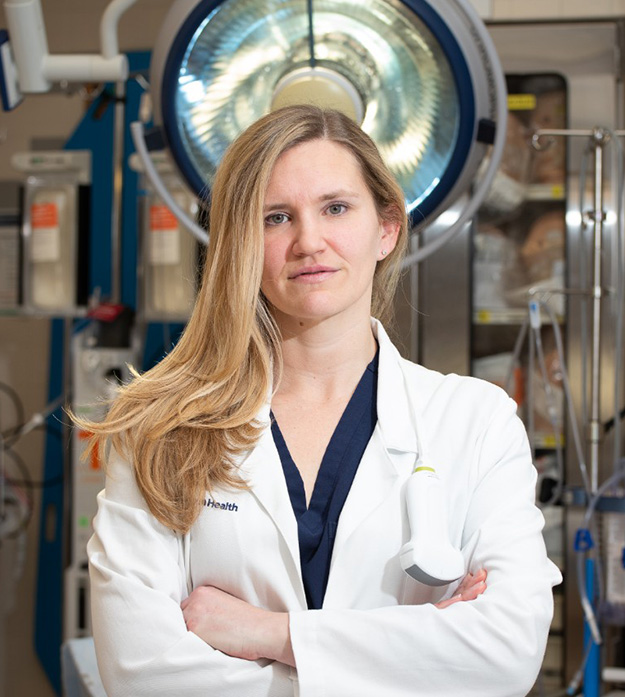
[589,129,608,493]
[62,316,73,575]
[110,80,126,303]
[533,127,611,493]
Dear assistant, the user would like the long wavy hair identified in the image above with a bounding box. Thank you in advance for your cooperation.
[77,105,408,533]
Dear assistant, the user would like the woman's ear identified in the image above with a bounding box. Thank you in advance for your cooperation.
[378,216,401,260]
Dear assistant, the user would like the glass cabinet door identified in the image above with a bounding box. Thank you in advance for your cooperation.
[473,73,567,447]
[472,72,567,694]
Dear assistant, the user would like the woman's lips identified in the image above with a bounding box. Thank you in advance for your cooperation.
[289,266,338,282]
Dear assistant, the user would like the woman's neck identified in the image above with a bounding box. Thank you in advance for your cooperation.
[273,313,377,403]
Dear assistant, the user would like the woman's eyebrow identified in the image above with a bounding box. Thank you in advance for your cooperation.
[318,189,361,201]
[263,189,361,212]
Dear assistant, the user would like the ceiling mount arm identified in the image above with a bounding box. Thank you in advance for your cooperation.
[3,0,134,92]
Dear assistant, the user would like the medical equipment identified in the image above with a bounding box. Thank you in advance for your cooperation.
[139,0,507,260]
[0,0,543,689]
[66,318,137,640]
[498,122,625,696]
[12,151,91,314]
[400,464,464,586]
[399,377,465,587]
[0,28,22,110]
[3,0,507,263]
[0,182,21,312]
[130,151,199,320]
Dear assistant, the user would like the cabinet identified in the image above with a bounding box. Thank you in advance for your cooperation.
[473,72,568,693]
[473,73,567,452]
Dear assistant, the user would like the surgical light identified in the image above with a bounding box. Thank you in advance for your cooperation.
[148,0,506,253]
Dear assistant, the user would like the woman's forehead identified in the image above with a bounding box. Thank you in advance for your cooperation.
[265,140,367,198]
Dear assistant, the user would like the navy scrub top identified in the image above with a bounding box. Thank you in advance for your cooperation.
[270,349,379,609]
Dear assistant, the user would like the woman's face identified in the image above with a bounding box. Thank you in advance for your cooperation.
[260,139,399,329]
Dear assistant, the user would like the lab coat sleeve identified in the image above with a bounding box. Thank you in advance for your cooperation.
[289,393,562,697]
[88,449,292,697]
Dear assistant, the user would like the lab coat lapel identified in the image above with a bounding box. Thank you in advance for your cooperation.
[240,416,302,584]
[331,428,398,550]
[332,321,420,550]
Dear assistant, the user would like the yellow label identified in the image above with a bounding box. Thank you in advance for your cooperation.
[551,184,564,199]
[508,94,537,111]
[476,310,491,324]
[539,433,565,448]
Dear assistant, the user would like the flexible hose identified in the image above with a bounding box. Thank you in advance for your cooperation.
[530,303,564,506]
[130,122,209,246]
[540,301,591,493]
[574,462,625,648]
[504,316,529,397]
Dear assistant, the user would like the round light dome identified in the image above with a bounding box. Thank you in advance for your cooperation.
[150,0,501,229]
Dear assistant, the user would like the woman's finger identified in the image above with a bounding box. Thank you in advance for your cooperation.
[435,569,487,609]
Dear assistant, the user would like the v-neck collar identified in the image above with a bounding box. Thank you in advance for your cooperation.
[270,349,378,517]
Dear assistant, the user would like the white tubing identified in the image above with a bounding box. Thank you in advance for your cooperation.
[43,54,128,82]
[130,121,210,246]
[541,300,592,494]
[401,0,508,268]
[100,0,139,59]
[3,0,50,92]
[4,0,131,90]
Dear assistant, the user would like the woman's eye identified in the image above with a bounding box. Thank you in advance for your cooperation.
[327,203,347,216]
[265,212,289,226]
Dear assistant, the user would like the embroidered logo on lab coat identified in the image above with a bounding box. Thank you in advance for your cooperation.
[204,497,238,512]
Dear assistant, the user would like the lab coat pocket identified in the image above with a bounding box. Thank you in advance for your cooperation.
[187,486,304,611]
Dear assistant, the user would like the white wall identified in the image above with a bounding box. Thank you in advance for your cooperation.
[471,0,625,19]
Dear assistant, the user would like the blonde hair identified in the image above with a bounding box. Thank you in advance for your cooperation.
[78,105,408,533]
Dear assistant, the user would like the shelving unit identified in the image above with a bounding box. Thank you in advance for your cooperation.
[472,72,568,693]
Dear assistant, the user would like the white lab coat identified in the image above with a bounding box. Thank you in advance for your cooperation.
[88,320,562,697]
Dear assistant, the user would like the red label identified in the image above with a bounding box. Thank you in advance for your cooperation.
[31,202,59,228]
[149,204,178,231]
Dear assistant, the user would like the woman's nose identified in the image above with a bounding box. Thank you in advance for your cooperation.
[292,216,326,256]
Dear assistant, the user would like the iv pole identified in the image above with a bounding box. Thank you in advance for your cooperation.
[532,126,625,697]
[532,127,622,494]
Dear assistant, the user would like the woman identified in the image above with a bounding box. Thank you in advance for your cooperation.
[85,105,561,697]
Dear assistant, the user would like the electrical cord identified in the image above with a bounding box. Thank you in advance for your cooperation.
[504,315,529,398]
[0,392,65,538]
[0,381,26,436]
[2,395,65,448]
[564,638,595,695]
[573,462,625,648]
[0,446,34,539]
[529,299,565,506]
[528,309,536,456]
[540,300,591,494]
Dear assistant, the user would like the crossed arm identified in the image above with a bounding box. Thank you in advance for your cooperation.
[180,569,488,666]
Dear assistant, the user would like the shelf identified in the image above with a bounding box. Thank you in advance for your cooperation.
[473,308,564,325]
[0,306,89,319]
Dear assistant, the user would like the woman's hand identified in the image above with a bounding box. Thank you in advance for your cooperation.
[182,569,486,663]
[181,586,295,666]
[435,569,487,610]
